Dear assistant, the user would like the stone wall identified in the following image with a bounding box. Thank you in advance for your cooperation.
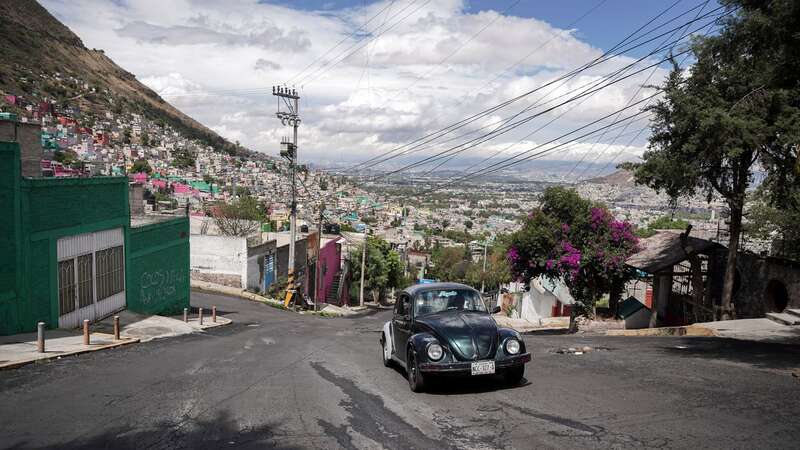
[733,253,800,317]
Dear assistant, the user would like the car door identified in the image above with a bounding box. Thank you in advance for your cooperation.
[393,293,412,363]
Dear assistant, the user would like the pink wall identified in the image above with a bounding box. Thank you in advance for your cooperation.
[316,239,342,304]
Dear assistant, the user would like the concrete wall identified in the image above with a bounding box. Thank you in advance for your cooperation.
[246,240,277,292]
[127,218,190,315]
[0,120,41,177]
[129,183,144,216]
[276,237,308,292]
[190,235,247,288]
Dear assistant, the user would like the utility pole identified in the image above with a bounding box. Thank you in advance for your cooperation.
[359,232,367,307]
[315,202,325,312]
[481,240,488,293]
[273,86,300,302]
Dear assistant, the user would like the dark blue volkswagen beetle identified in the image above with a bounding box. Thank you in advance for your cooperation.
[381,282,531,392]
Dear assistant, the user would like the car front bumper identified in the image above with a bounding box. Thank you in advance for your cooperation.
[419,353,531,373]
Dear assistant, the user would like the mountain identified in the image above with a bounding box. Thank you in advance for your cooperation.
[586,168,636,186]
[0,0,244,155]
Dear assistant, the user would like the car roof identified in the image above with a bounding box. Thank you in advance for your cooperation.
[402,282,478,296]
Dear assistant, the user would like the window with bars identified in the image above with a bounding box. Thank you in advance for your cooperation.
[77,253,94,309]
[58,259,76,315]
[96,246,125,300]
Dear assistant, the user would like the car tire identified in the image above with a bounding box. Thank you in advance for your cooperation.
[504,366,525,386]
[407,350,426,393]
[381,334,391,368]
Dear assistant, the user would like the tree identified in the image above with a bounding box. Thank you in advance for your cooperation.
[746,187,800,260]
[53,150,77,166]
[140,130,150,147]
[464,220,473,230]
[212,196,266,236]
[171,147,195,168]
[507,187,640,322]
[131,159,152,174]
[624,1,800,319]
[122,127,132,145]
[348,236,405,303]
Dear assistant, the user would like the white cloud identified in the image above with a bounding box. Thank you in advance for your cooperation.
[41,0,666,174]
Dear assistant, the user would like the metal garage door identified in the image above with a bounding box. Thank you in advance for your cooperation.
[57,228,126,329]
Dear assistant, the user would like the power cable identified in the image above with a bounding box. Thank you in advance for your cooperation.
[344,3,724,173]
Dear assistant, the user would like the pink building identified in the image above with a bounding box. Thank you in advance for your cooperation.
[315,238,347,305]
[131,172,147,184]
[172,183,191,194]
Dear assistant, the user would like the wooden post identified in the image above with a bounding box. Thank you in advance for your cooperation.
[37,322,45,353]
[113,316,120,340]
[83,319,90,345]
[212,306,217,323]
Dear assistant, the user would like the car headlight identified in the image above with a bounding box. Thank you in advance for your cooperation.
[427,343,444,361]
[505,338,521,355]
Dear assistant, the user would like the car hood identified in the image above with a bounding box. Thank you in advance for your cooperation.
[415,311,498,361]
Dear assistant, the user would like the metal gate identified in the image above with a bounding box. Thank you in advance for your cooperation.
[57,228,126,329]
[262,253,275,293]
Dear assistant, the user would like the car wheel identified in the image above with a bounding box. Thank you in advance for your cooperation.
[504,366,525,386]
[407,350,425,393]
[381,334,391,368]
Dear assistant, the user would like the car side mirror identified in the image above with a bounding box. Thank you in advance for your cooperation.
[491,305,501,314]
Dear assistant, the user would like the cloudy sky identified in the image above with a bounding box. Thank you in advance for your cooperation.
[41,0,715,178]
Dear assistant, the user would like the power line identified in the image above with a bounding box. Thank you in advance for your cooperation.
[296,0,433,87]
[370,44,696,180]
[423,96,659,193]
[285,0,404,86]
[344,3,725,173]
[561,0,712,181]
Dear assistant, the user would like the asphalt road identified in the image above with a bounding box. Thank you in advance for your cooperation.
[2,292,800,449]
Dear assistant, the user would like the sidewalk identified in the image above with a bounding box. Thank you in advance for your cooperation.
[492,315,570,333]
[695,318,800,344]
[0,330,137,370]
[192,279,286,309]
[606,318,800,344]
[0,309,232,370]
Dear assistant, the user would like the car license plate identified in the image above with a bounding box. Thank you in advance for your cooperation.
[471,360,495,375]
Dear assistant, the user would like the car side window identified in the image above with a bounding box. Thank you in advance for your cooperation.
[396,294,410,317]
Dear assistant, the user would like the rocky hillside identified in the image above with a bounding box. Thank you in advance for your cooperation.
[586,168,636,186]
[0,0,245,156]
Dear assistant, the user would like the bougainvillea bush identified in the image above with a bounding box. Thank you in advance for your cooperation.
[507,187,640,318]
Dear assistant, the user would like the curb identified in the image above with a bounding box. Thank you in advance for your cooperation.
[606,325,718,337]
[0,335,140,371]
[191,280,288,310]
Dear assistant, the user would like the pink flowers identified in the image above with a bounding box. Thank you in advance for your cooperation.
[507,246,520,263]
[590,207,609,230]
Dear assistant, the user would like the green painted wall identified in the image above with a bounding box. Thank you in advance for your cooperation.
[0,138,190,335]
[0,142,22,335]
[126,217,190,315]
[22,175,131,330]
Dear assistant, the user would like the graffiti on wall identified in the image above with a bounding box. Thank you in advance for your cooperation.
[139,269,186,305]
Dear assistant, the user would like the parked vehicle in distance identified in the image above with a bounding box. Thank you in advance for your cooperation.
[381,282,531,392]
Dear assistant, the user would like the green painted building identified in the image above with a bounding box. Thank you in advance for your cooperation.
[0,137,190,336]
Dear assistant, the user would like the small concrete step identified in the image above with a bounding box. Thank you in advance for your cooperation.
[766,312,800,326]
[785,309,800,319]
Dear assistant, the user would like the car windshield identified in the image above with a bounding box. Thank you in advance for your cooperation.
[414,289,487,316]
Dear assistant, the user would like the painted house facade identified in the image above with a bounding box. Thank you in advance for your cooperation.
[0,124,190,336]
